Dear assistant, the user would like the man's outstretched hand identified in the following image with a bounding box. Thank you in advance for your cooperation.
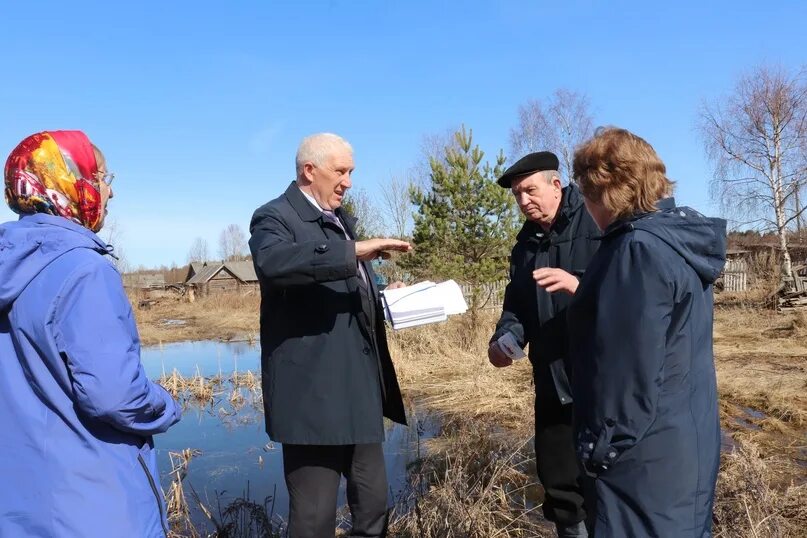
[355,238,412,261]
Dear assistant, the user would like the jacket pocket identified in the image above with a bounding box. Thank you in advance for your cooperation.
[137,453,169,537]
[578,418,619,478]
[548,359,573,405]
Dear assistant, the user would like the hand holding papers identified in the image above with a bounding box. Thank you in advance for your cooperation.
[381,280,468,330]
[495,332,526,360]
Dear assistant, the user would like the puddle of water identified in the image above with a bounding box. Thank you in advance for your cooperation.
[721,429,737,453]
[143,340,259,379]
[731,415,762,431]
[740,406,767,420]
[159,319,187,327]
[141,341,438,531]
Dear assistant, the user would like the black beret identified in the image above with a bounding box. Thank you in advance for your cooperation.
[496,151,560,188]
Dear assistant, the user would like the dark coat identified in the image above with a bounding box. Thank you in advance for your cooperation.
[491,185,600,403]
[567,199,726,537]
[249,182,406,445]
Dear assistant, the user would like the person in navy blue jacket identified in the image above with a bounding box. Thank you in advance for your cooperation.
[568,127,726,537]
[0,131,181,537]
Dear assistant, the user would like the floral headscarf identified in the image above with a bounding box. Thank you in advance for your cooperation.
[4,131,104,231]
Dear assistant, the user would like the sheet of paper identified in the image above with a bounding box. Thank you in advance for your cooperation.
[381,279,468,330]
[496,331,526,360]
[435,280,468,315]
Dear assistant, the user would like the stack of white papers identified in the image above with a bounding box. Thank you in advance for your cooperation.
[381,280,468,330]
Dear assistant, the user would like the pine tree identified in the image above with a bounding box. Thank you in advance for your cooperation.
[401,126,520,323]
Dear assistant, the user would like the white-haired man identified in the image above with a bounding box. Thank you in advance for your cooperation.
[249,133,411,538]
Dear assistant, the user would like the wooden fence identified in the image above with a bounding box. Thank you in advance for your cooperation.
[459,280,508,310]
[722,259,748,292]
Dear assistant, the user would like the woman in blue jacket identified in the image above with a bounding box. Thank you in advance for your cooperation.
[0,131,181,537]
[568,127,726,537]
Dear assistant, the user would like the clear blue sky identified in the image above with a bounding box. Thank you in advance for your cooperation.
[1,1,804,268]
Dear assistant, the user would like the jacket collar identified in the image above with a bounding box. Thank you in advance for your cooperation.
[22,213,112,254]
[601,196,678,238]
[284,181,322,222]
[284,181,359,229]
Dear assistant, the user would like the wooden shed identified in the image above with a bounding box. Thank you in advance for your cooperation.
[185,261,258,296]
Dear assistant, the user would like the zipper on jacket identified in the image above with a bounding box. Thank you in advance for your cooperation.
[138,453,169,537]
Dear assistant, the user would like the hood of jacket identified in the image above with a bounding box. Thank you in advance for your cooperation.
[605,198,727,284]
[0,213,110,311]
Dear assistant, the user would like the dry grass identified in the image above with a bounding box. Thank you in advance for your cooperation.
[714,307,807,471]
[130,291,260,346]
[135,294,807,536]
[388,425,552,537]
[389,312,534,435]
[713,440,807,538]
[166,449,203,538]
[389,308,807,537]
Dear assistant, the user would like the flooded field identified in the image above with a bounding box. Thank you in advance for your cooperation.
[141,341,437,532]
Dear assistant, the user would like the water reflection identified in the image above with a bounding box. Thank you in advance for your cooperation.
[141,341,436,531]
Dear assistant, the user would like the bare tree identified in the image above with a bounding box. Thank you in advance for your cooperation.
[699,65,807,280]
[218,224,248,261]
[187,237,210,263]
[410,127,463,190]
[379,175,413,239]
[99,216,131,273]
[342,188,383,240]
[509,89,595,182]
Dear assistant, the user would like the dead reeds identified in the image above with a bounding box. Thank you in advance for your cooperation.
[713,439,807,537]
[388,420,551,537]
[166,448,202,538]
[155,368,263,413]
[141,295,806,536]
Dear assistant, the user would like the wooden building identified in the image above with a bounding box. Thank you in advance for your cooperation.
[185,261,259,296]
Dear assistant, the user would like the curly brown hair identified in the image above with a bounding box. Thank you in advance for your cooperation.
[573,127,674,221]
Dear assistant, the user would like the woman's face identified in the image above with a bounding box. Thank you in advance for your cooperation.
[583,195,614,231]
[93,149,113,228]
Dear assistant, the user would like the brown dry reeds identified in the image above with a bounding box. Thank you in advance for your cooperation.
[189,365,215,403]
[139,293,806,535]
[160,368,188,400]
[713,439,807,537]
[389,422,551,537]
[388,311,534,434]
[714,309,807,427]
[166,448,202,538]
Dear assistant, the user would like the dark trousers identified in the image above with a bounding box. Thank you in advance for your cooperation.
[534,364,587,526]
[282,443,389,538]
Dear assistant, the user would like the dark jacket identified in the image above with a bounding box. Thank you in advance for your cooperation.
[568,199,726,537]
[491,185,600,403]
[249,182,406,445]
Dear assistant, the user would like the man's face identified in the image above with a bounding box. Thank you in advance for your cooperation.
[511,171,562,229]
[304,149,354,210]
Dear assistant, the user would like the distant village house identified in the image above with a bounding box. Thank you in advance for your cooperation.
[185,260,259,296]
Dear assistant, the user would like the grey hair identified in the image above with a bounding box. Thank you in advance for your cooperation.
[295,133,353,178]
[542,170,560,184]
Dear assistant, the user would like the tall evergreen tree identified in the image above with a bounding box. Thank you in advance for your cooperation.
[402,126,520,322]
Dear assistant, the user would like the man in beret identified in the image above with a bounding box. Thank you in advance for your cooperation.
[488,151,600,537]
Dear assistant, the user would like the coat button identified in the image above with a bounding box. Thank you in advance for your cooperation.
[605,418,616,427]
[315,244,328,253]
[362,347,370,355]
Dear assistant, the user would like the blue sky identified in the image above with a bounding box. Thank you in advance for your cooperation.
[1,1,804,268]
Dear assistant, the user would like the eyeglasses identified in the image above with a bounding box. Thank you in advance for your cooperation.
[94,171,115,186]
